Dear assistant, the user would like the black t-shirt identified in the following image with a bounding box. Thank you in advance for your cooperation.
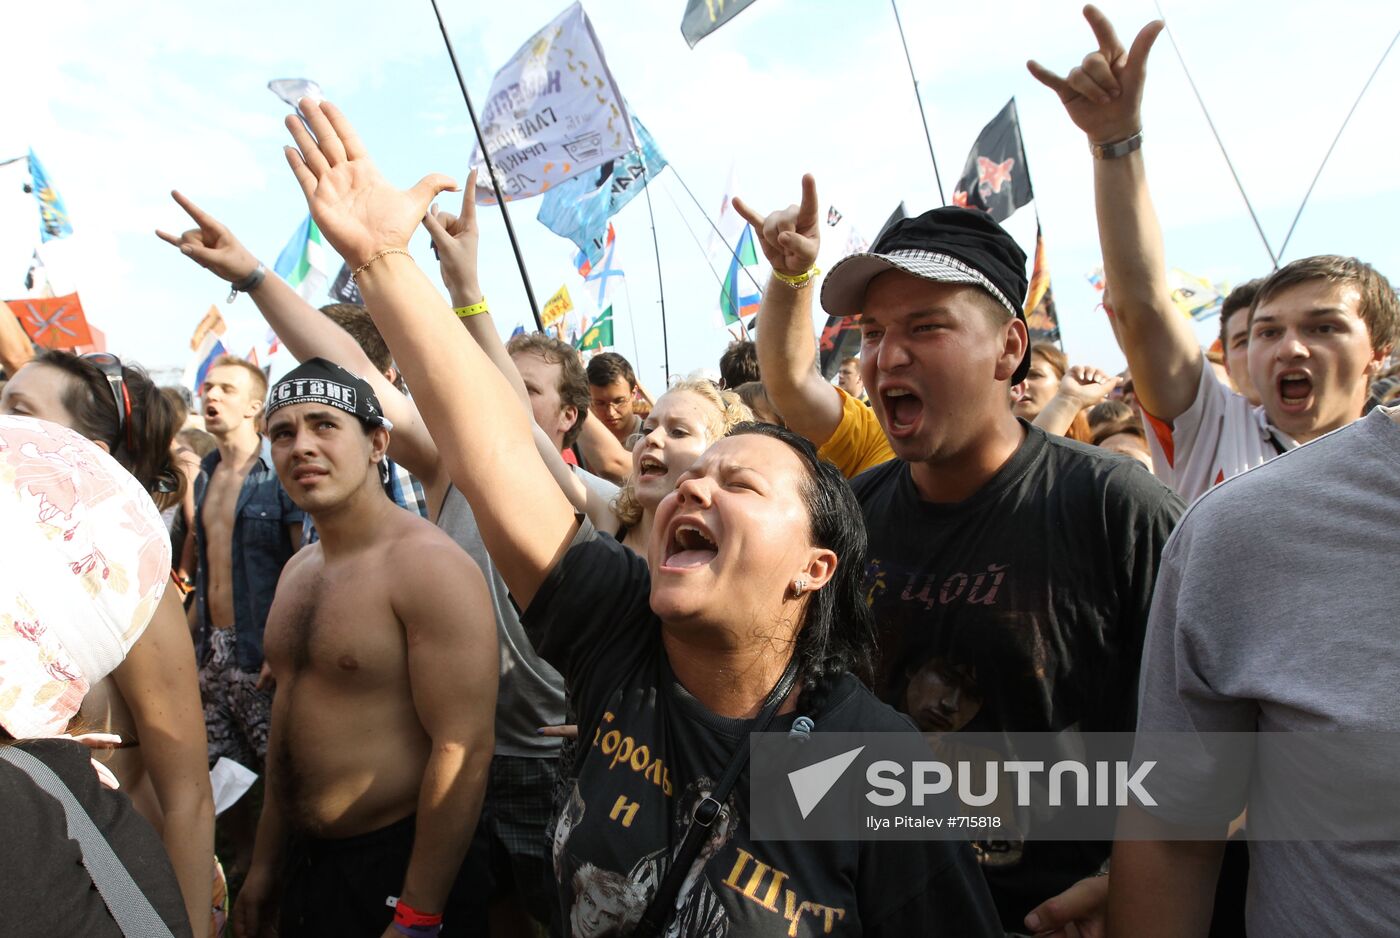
[0,738,194,937]
[849,424,1183,927]
[522,524,1001,938]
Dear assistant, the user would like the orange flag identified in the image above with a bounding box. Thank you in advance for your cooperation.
[190,304,227,350]
[5,293,94,349]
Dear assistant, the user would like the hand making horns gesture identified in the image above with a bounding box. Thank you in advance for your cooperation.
[731,173,820,277]
[1026,4,1164,146]
[282,98,458,270]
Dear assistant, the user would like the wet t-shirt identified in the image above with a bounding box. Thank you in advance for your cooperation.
[849,423,1183,928]
[522,523,1001,938]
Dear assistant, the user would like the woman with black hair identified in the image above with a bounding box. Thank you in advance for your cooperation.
[0,352,216,936]
[274,98,999,936]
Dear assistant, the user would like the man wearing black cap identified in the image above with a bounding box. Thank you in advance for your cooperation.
[234,358,498,938]
[742,177,1185,934]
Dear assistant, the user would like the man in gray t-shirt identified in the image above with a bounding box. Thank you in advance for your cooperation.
[1110,406,1400,936]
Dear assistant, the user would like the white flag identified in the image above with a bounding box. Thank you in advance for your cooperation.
[268,78,324,111]
[471,2,636,204]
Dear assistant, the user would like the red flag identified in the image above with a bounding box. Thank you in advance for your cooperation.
[5,293,94,349]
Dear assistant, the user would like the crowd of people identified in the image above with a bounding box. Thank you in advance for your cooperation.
[2,6,1398,937]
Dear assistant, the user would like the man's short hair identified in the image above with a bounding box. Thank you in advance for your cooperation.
[208,355,267,403]
[586,351,637,389]
[1251,256,1399,354]
[839,355,861,370]
[321,304,392,375]
[1219,278,1263,350]
[718,340,760,389]
[508,332,591,448]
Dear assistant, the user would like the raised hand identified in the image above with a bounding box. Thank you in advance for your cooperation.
[1056,364,1122,410]
[282,99,457,270]
[156,192,259,282]
[1027,4,1163,144]
[731,174,820,277]
[421,169,482,303]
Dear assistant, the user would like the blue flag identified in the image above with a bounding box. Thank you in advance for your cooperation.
[27,150,73,242]
[537,116,666,269]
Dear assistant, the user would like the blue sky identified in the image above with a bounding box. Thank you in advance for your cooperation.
[2,0,1397,387]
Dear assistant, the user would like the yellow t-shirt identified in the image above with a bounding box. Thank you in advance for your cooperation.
[816,387,896,478]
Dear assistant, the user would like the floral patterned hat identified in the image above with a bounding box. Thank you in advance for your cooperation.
[0,415,171,738]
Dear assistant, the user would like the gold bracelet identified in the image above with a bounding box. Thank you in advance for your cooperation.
[352,248,412,279]
[772,266,820,289]
[454,299,489,318]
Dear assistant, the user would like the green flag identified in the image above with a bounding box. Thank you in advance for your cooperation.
[575,306,614,351]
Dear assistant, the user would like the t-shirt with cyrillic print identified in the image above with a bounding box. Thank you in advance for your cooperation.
[522,522,1001,938]
[848,423,1184,929]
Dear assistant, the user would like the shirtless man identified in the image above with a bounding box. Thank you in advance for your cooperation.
[193,355,303,876]
[234,358,496,938]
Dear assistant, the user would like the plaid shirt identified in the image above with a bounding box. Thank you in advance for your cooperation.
[301,457,429,544]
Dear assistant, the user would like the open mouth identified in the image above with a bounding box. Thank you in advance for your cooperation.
[880,387,924,437]
[638,453,666,480]
[204,404,220,420]
[663,519,719,570]
[1276,372,1313,412]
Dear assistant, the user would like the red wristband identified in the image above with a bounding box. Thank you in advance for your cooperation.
[393,899,443,928]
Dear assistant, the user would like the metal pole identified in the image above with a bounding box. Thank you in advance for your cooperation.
[428,0,543,329]
[890,0,946,206]
[1154,0,1277,269]
[640,159,671,382]
[1277,25,1400,261]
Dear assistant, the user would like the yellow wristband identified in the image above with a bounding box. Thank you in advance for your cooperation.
[454,299,489,318]
[772,266,820,289]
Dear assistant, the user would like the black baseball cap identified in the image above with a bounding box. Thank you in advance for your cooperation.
[265,357,393,432]
[821,207,1033,384]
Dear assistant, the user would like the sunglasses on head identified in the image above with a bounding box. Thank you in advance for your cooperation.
[80,353,180,495]
[81,353,132,450]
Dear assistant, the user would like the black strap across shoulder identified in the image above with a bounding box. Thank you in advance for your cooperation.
[631,659,800,938]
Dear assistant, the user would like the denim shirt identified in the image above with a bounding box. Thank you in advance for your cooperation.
[193,448,303,671]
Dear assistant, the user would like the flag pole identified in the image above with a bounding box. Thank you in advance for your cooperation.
[666,162,766,298]
[428,0,543,330]
[640,159,671,383]
[660,177,735,300]
[890,0,946,206]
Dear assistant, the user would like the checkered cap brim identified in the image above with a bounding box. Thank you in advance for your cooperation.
[820,249,1020,320]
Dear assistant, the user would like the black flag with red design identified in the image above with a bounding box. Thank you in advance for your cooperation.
[951,98,1033,223]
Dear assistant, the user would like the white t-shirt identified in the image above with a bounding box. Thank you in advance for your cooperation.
[1140,357,1296,503]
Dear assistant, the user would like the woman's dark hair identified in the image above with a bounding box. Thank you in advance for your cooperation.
[36,351,184,507]
[727,422,875,717]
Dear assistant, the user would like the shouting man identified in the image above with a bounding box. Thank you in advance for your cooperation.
[234,359,497,938]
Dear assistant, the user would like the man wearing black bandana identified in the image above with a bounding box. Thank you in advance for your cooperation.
[743,179,1185,935]
[234,358,498,938]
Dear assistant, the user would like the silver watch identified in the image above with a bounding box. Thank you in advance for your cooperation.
[1090,131,1143,160]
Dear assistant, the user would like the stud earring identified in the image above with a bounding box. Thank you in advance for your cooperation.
[792,578,807,596]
